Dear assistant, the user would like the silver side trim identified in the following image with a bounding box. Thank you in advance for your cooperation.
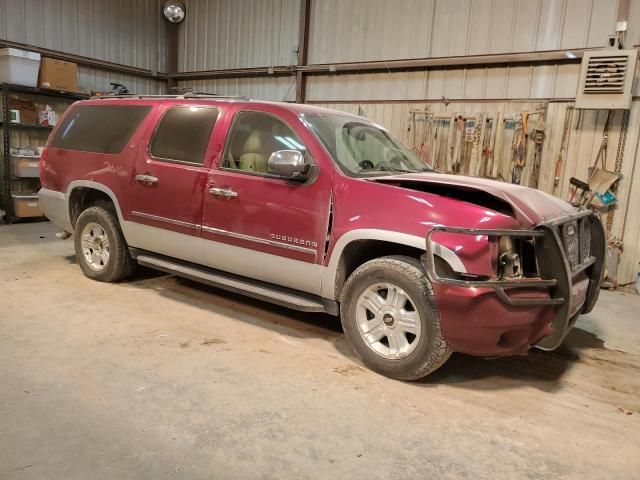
[124,221,205,264]
[136,254,326,313]
[202,225,317,256]
[131,211,200,230]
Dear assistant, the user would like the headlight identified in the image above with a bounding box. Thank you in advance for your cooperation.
[498,236,522,278]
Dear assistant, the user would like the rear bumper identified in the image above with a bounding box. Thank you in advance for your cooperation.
[424,209,605,356]
[38,188,72,232]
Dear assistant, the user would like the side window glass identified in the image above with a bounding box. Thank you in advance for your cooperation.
[150,106,219,164]
[222,111,306,174]
[50,105,151,154]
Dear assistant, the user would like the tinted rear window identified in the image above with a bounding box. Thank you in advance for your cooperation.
[149,106,219,164]
[50,105,151,154]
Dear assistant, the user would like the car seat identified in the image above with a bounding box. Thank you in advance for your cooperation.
[239,130,269,173]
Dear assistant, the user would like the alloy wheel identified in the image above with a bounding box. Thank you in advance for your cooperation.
[80,222,110,272]
[355,282,422,359]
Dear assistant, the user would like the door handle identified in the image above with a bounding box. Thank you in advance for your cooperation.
[208,187,238,198]
[135,174,158,184]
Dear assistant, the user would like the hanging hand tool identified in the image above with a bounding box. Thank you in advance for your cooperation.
[528,113,546,188]
[511,112,529,184]
[553,107,573,192]
[451,115,464,173]
[569,111,611,203]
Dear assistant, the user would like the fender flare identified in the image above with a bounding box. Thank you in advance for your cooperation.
[320,228,466,299]
[66,180,126,226]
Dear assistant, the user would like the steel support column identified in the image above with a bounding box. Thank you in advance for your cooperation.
[295,0,311,103]
[166,22,180,93]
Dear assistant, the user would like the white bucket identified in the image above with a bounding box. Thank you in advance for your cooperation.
[0,48,42,87]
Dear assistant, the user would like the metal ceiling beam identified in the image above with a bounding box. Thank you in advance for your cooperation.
[0,38,167,81]
[170,66,294,80]
[171,47,591,82]
[298,48,586,74]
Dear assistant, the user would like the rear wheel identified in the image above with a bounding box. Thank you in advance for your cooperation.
[340,256,450,380]
[74,206,135,282]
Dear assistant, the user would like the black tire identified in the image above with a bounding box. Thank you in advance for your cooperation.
[340,255,451,381]
[74,206,136,282]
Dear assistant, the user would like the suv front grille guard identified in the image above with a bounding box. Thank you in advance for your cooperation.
[424,227,563,307]
[423,209,606,350]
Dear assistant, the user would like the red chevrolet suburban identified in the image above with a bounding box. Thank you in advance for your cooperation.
[39,95,605,380]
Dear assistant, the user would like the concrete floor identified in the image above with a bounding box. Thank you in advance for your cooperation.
[1,221,639,480]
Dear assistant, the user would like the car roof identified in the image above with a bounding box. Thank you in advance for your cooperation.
[79,96,364,120]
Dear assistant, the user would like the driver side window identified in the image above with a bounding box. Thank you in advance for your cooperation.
[222,111,306,174]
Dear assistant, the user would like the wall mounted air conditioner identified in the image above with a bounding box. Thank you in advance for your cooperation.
[575,49,638,109]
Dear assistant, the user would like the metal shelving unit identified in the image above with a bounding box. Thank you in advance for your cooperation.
[1,83,87,222]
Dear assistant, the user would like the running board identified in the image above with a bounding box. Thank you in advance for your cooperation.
[136,254,331,313]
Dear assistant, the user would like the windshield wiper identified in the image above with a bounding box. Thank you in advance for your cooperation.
[357,165,426,174]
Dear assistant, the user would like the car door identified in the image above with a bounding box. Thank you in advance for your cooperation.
[127,103,220,264]
[201,109,333,295]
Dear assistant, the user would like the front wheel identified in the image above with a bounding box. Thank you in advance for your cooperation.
[74,206,136,282]
[340,256,450,380]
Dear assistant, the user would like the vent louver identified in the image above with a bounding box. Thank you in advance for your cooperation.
[576,49,638,109]
[584,55,628,93]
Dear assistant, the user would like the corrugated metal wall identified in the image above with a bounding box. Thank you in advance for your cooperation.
[176,0,620,70]
[308,0,618,64]
[78,67,163,95]
[179,0,300,71]
[0,0,165,93]
[179,77,297,101]
[305,64,583,101]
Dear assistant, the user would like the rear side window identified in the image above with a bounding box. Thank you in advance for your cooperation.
[149,106,219,164]
[50,105,151,154]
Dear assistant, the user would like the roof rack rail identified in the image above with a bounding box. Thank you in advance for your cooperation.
[90,92,250,100]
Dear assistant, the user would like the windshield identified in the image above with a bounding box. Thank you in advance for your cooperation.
[302,113,432,177]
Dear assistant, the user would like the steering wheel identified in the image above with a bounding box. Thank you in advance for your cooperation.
[358,160,375,170]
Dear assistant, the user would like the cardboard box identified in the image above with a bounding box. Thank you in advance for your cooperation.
[38,57,78,92]
[8,98,37,124]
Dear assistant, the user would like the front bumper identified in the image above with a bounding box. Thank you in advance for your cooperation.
[424,209,605,355]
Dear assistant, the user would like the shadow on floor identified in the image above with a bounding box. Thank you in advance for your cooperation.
[416,327,607,392]
[124,269,610,391]
[128,272,344,341]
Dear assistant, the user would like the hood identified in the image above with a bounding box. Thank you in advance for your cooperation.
[371,173,575,227]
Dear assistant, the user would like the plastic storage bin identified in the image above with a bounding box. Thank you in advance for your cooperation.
[12,194,42,217]
[11,155,40,178]
[0,48,41,87]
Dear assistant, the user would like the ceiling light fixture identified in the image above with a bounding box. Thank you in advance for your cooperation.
[163,1,186,23]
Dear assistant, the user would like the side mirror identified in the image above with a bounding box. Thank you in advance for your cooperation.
[267,150,309,179]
